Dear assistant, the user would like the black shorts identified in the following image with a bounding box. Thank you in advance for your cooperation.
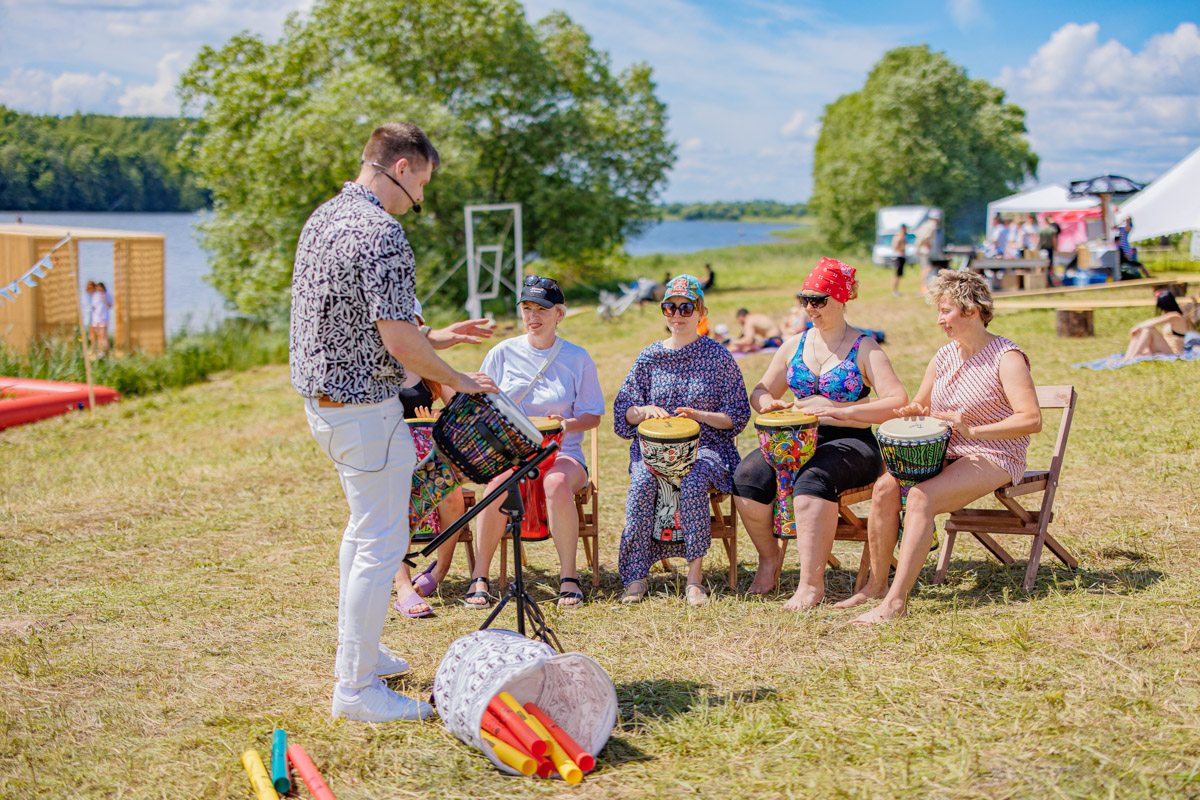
[732,425,884,504]
[891,256,906,277]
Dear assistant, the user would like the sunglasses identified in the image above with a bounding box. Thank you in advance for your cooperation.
[661,301,696,317]
[523,275,560,292]
[796,293,831,309]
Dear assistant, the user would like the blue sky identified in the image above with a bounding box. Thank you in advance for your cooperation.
[1,0,1198,203]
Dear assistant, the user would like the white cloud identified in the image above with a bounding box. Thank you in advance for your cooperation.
[0,67,123,114]
[946,0,987,32]
[998,22,1200,184]
[681,137,703,151]
[119,52,188,116]
[780,110,808,139]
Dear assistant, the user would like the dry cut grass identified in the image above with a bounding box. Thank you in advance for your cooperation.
[2,238,1199,799]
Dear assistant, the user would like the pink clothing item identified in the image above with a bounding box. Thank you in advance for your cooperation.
[931,336,1030,485]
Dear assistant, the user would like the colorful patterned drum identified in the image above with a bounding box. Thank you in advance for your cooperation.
[637,417,701,543]
[876,416,951,540]
[406,418,441,543]
[754,410,819,539]
[518,417,565,541]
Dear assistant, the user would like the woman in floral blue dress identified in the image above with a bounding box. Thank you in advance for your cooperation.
[614,274,750,606]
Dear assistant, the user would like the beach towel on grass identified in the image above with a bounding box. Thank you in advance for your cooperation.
[1072,350,1200,370]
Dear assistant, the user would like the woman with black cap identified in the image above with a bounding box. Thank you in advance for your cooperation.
[463,276,605,609]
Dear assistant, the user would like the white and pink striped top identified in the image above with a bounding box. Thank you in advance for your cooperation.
[931,335,1029,485]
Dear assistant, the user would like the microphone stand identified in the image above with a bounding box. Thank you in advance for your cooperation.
[401,442,562,650]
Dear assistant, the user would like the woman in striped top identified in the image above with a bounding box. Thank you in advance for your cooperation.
[838,271,1042,623]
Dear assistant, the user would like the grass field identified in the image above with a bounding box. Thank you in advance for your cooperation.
[2,236,1199,799]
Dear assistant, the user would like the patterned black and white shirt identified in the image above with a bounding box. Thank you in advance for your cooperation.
[290,182,417,403]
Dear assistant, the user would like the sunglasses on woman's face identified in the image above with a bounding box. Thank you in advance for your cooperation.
[797,293,831,309]
[661,301,696,317]
[524,275,560,291]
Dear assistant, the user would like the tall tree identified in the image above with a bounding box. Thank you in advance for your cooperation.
[179,0,675,320]
[811,45,1037,248]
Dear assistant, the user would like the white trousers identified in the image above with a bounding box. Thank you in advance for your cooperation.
[304,396,415,690]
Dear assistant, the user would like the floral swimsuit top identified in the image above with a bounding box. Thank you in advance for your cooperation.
[786,331,870,402]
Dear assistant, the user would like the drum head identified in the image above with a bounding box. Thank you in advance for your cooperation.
[754,410,818,429]
[528,416,564,434]
[406,417,437,426]
[877,416,950,440]
[483,390,544,445]
[637,417,701,442]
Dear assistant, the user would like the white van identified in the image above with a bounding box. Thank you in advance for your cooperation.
[872,205,943,265]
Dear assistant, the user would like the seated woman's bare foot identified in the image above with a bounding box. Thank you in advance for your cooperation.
[782,583,824,611]
[833,585,887,609]
[747,553,782,594]
[851,598,906,624]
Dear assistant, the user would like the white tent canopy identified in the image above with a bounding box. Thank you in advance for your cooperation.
[985,183,1099,229]
[1118,144,1200,241]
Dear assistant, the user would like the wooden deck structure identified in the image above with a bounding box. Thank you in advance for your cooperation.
[0,223,165,356]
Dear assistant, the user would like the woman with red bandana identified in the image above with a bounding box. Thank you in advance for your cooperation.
[733,258,908,609]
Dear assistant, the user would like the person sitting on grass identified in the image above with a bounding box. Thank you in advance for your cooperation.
[780,294,812,337]
[1124,290,1199,360]
[727,308,784,353]
[463,275,604,610]
[838,270,1041,623]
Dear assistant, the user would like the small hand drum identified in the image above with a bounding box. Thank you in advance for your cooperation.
[518,417,565,541]
[410,391,544,526]
[876,416,951,539]
[637,417,701,543]
[406,418,441,543]
[754,410,819,539]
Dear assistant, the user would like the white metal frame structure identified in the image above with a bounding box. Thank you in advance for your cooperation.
[464,203,523,319]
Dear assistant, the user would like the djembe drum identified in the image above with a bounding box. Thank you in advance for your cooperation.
[754,410,819,539]
[410,391,544,525]
[517,417,565,541]
[407,417,441,543]
[876,416,952,539]
[636,417,701,543]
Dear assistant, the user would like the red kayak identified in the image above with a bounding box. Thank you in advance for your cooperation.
[0,377,121,430]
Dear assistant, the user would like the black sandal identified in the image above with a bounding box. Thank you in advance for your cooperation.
[462,577,493,609]
[557,576,585,609]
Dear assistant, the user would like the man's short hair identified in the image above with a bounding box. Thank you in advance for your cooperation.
[736,308,748,317]
[362,122,440,170]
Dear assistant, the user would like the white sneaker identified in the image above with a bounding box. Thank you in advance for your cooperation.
[334,644,411,680]
[330,680,434,722]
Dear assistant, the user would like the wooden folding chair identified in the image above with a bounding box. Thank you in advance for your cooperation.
[777,483,893,593]
[935,384,1079,591]
[496,428,602,589]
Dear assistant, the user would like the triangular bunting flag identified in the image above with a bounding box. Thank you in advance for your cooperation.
[31,263,49,278]
[8,282,21,296]
[21,275,38,288]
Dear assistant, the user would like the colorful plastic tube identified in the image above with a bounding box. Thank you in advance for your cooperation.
[487,695,546,757]
[286,744,337,800]
[241,749,279,800]
[520,712,582,785]
[525,702,596,772]
[271,729,290,794]
[480,731,536,775]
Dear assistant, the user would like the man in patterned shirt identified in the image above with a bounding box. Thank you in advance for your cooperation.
[291,122,496,722]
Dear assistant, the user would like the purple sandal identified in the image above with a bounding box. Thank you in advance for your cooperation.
[393,592,433,619]
[413,560,439,598]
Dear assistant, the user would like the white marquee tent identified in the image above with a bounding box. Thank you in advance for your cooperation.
[1118,144,1200,241]
[984,183,1099,229]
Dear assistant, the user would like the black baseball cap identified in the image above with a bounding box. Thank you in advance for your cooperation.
[519,275,565,308]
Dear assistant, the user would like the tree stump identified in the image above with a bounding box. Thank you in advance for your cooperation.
[1056,309,1094,337]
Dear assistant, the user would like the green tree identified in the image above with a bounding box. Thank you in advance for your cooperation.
[811,45,1037,248]
[178,0,676,321]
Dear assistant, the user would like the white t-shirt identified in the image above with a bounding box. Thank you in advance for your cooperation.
[480,335,605,469]
[90,291,112,327]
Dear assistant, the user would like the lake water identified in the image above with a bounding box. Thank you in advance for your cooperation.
[0,211,795,333]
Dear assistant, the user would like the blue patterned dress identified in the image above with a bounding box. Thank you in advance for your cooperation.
[613,336,750,583]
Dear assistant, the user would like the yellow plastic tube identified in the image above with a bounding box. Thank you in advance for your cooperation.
[480,731,536,776]
[521,713,583,785]
[241,749,279,800]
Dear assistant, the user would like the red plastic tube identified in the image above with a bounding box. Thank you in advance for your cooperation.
[486,696,547,757]
[525,702,595,772]
[286,744,337,800]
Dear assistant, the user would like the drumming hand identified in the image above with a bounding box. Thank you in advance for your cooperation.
[810,405,850,420]
[427,318,496,349]
[895,403,930,419]
[453,371,498,394]
[413,405,439,419]
[758,397,792,413]
[547,413,569,432]
[930,410,971,437]
[638,405,671,422]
